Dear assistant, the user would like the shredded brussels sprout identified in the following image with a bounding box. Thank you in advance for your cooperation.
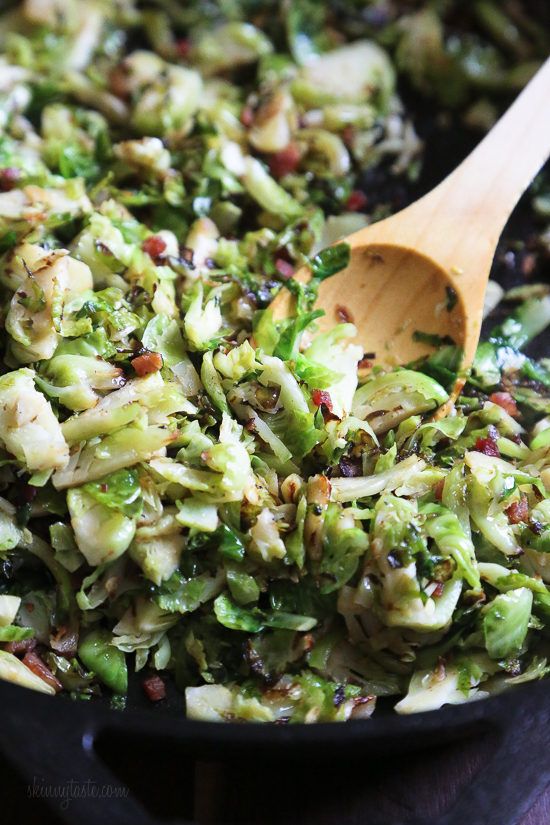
[0,0,549,722]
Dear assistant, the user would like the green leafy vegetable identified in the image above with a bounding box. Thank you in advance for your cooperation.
[483,589,533,659]
[310,243,351,281]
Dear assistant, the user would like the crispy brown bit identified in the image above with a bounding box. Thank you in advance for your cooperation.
[489,392,519,418]
[131,351,163,376]
[346,190,367,212]
[367,251,385,264]
[474,434,500,457]
[268,142,301,179]
[0,167,21,192]
[311,389,333,412]
[142,235,167,260]
[22,651,63,693]
[305,474,331,561]
[240,105,254,127]
[520,253,536,278]
[142,674,166,702]
[335,305,354,324]
[462,589,486,607]
[175,38,191,59]
[505,496,529,524]
[109,65,130,98]
[50,626,79,657]
[431,581,444,598]
[274,258,294,279]
[341,125,354,146]
[4,638,37,656]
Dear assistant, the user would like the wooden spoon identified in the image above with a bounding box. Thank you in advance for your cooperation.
[272,58,550,374]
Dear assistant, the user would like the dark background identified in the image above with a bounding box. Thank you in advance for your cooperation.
[2,718,549,824]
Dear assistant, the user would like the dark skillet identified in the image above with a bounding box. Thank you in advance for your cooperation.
[1,37,550,825]
[1,666,549,824]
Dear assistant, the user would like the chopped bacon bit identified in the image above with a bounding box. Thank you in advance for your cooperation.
[431,582,444,598]
[358,357,373,369]
[521,253,536,278]
[109,65,130,98]
[335,304,353,323]
[434,479,445,502]
[341,126,354,146]
[50,626,78,657]
[0,167,21,192]
[268,142,301,179]
[489,392,519,418]
[315,396,338,422]
[142,674,166,702]
[131,351,163,376]
[22,651,63,693]
[311,389,334,413]
[4,638,37,656]
[346,190,368,212]
[175,38,191,59]
[142,235,167,260]
[474,435,500,457]
[240,105,254,127]
[506,496,529,524]
[274,258,294,279]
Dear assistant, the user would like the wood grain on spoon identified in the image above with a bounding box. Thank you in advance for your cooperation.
[272,58,550,372]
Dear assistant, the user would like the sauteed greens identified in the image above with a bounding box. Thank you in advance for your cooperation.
[0,1,550,722]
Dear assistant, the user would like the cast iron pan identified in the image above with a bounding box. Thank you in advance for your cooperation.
[1,52,550,825]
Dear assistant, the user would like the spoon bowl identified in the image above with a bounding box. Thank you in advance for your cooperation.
[310,242,465,367]
[273,58,550,374]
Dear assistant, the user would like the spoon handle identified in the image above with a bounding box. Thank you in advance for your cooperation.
[374,56,550,352]
[382,58,550,254]
[431,56,550,241]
